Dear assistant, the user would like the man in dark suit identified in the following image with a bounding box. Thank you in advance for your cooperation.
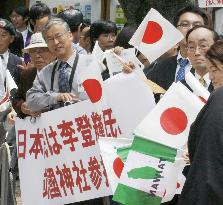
[145,6,210,92]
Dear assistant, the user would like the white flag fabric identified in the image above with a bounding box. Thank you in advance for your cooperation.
[103,71,155,139]
[129,8,184,63]
[185,72,210,102]
[161,153,186,203]
[134,82,204,149]
[92,41,107,72]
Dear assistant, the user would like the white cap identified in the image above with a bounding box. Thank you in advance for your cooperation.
[23,32,48,53]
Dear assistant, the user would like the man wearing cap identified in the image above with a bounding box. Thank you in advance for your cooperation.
[0,18,22,101]
[0,18,22,146]
[12,32,55,118]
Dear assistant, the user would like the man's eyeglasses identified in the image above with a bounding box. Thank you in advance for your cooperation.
[177,22,203,29]
[45,31,68,43]
[187,44,210,53]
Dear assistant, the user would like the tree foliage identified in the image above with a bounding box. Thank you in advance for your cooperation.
[118,0,197,25]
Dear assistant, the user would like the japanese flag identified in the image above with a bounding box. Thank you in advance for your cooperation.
[134,82,204,149]
[78,58,110,112]
[129,8,184,63]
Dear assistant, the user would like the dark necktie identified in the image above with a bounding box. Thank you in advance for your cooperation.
[58,62,70,93]
[176,58,189,82]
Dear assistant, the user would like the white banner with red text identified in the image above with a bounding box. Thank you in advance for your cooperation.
[15,100,117,205]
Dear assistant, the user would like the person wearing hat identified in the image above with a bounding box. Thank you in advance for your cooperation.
[0,18,22,146]
[0,18,22,100]
[12,32,55,118]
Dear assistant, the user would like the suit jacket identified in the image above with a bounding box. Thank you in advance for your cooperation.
[12,67,37,118]
[7,52,22,85]
[145,55,178,90]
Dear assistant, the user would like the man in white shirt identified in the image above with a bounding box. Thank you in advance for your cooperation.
[9,6,32,63]
[9,6,31,47]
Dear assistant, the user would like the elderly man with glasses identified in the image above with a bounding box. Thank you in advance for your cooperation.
[144,6,211,102]
[26,16,104,205]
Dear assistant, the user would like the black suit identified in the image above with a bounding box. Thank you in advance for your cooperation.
[145,55,178,90]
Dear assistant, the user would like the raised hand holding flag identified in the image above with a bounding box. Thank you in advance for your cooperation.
[129,8,184,63]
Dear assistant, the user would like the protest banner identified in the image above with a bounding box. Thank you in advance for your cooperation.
[198,0,223,7]
[15,100,117,205]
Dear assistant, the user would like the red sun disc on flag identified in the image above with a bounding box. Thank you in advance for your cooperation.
[142,21,163,44]
[82,79,102,103]
[160,107,188,135]
[113,157,124,178]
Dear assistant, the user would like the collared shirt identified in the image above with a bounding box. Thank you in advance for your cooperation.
[20,28,29,47]
[0,50,9,100]
[175,51,192,81]
[72,43,87,55]
[194,71,211,90]
[26,51,93,112]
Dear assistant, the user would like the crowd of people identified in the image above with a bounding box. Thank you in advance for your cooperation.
[0,2,223,205]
